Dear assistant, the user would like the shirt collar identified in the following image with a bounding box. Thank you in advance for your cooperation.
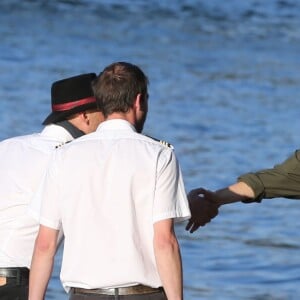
[97,119,136,132]
[40,124,74,143]
[54,120,85,139]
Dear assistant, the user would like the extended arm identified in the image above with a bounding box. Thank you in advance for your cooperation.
[215,181,255,204]
[238,151,300,201]
[186,151,300,233]
[185,182,254,233]
[29,225,59,300]
[153,218,183,300]
[219,150,300,204]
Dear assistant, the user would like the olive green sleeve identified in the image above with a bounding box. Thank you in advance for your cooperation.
[238,150,300,203]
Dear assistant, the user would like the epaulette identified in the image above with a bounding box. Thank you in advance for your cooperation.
[55,143,64,149]
[159,139,174,149]
[146,135,174,149]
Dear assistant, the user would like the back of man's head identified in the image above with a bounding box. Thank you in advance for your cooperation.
[92,62,148,118]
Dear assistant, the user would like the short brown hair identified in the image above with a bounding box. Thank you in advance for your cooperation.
[92,62,148,118]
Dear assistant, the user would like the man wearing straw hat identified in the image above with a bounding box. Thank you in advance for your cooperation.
[0,73,103,299]
[29,62,190,300]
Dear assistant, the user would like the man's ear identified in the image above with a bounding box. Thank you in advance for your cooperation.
[134,94,141,110]
[80,111,90,125]
[135,93,147,112]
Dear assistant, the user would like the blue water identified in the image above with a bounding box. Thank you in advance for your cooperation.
[1,0,300,299]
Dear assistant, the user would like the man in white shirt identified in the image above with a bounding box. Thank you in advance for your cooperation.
[29,62,191,300]
[0,73,103,300]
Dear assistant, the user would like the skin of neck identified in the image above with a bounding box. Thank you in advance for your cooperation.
[105,110,135,125]
[68,110,104,134]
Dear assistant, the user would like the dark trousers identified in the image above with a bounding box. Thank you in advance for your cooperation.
[0,267,29,300]
[69,290,167,300]
[0,277,28,300]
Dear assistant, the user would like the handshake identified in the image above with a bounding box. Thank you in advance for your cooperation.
[185,188,220,233]
[185,182,254,233]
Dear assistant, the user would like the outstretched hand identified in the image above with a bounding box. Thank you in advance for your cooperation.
[185,188,219,233]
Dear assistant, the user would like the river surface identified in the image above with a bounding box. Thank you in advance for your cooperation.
[1,0,300,299]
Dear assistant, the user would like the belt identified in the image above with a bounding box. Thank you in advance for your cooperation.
[0,267,29,279]
[72,284,164,296]
[0,267,29,286]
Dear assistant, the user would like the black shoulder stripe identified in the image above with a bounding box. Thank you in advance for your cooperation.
[55,140,71,149]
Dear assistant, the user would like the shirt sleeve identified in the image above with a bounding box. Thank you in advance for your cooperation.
[36,151,62,230]
[153,148,191,223]
[238,150,300,203]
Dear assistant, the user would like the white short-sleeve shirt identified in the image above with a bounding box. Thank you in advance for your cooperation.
[37,119,191,291]
[0,125,73,268]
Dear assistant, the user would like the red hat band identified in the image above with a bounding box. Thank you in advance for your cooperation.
[52,96,96,112]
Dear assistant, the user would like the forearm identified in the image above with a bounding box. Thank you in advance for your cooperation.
[215,182,255,206]
[154,233,183,300]
[29,226,58,300]
[29,248,55,300]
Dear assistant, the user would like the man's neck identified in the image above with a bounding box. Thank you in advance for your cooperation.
[106,112,135,125]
